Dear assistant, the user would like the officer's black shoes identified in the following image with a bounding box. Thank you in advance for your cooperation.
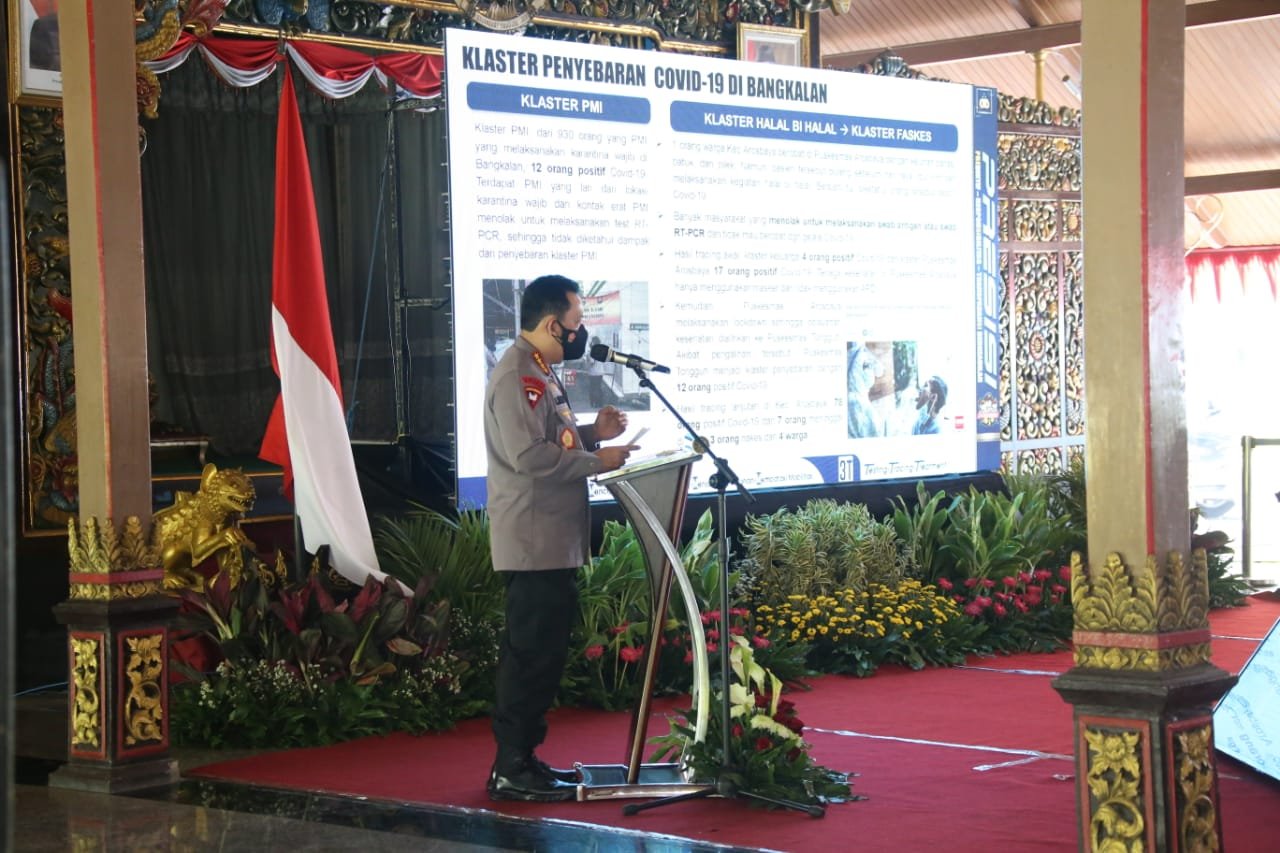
[532,754,581,783]
[487,758,577,802]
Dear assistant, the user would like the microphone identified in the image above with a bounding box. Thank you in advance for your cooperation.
[590,343,671,374]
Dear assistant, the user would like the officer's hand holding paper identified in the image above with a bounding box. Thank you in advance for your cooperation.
[593,427,644,472]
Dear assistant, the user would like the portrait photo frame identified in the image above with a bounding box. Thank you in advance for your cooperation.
[8,0,63,105]
[736,23,809,68]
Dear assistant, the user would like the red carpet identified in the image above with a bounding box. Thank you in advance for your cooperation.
[190,595,1280,852]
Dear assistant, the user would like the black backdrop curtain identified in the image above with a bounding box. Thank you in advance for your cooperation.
[140,57,452,458]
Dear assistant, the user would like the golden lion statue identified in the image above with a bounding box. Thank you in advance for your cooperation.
[156,463,255,591]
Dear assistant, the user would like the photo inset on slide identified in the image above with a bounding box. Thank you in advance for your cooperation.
[847,340,950,438]
[565,281,651,413]
[481,278,652,413]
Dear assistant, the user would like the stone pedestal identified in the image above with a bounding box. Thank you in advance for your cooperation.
[1053,552,1235,852]
[48,517,178,793]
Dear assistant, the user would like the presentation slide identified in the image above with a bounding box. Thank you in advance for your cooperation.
[446,28,1000,508]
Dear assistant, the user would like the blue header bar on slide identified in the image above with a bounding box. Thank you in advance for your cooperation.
[670,101,958,151]
[467,82,651,124]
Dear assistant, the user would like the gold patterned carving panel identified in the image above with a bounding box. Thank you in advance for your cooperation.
[16,105,77,533]
[1017,448,1064,475]
[997,133,1082,192]
[998,198,1010,242]
[998,256,1013,441]
[70,634,103,756]
[1011,199,1059,242]
[122,632,166,749]
[1083,722,1152,853]
[1062,201,1082,241]
[1171,722,1220,852]
[1013,253,1061,440]
[1063,251,1084,437]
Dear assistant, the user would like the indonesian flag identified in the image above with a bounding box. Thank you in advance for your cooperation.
[259,68,389,588]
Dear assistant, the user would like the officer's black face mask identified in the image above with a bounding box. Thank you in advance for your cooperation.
[556,321,589,361]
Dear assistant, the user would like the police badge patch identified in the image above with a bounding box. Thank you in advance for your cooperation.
[559,427,576,449]
[522,375,546,409]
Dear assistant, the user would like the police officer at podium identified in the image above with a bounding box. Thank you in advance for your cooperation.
[483,274,637,801]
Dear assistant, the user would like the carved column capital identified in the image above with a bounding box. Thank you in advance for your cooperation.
[66,515,165,601]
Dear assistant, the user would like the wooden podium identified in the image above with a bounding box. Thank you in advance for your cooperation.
[576,449,714,801]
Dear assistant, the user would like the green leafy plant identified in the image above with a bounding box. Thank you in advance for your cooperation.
[374,507,503,626]
[893,483,1073,584]
[738,499,905,609]
[649,636,854,807]
[1191,509,1252,608]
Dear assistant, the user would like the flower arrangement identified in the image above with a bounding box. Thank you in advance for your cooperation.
[937,566,1073,652]
[649,635,853,807]
[755,579,986,676]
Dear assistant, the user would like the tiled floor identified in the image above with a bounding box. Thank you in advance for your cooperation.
[13,737,753,853]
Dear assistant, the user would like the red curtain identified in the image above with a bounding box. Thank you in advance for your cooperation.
[1186,247,1280,303]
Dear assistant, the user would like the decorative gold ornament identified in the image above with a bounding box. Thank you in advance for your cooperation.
[1084,727,1147,851]
[123,633,166,746]
[70,636,102,751]
[1070,551,1212,671]
[1174,724,1219,852]
[156,463,256,591]
[455,0,550,33]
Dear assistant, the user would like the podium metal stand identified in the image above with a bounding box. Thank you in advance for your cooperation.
[576,450,713,801]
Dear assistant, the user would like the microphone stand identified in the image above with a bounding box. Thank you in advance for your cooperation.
[619,366,824,818]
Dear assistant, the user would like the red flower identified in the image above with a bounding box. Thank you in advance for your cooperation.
[786,748,803,762]
[964,578,979,588]
[993,603,1007,617]
[1051,584,1067,595]
[954,594,966,604]
[706,628,721,641]
[1034,569,1053,581]
[1002,576,1018,588]
[706,641,718,654]
[683,651,694,664]
[1013,598,1029,613]
[1025,587,1043,605]
[752,635,771,649]
[619,645,645,663]
[732,723,744,738]
[701,610,721,625]
[729,625,745,636]
[730,607,750,618]
[937,578,954,591]
[974,596,992,609]
[755,736,773,752]
[584,644,605,660]
[608,622,630,636]
[981,578,996,589]
[1018,571,1033,583]
[1058,565,1072,581]
[964,602,983,617]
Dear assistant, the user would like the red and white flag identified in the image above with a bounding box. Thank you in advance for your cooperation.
[259,67,389,588]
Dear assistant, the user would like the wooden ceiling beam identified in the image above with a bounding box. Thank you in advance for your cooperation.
[1185,169,1280,196]
[824,0,1280,69]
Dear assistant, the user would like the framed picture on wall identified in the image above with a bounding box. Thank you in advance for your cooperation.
[8,0,63,104]
[736,23,809,68]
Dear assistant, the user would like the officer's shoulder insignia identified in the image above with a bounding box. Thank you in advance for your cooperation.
[559,427,576,449]
[521,375,546,409]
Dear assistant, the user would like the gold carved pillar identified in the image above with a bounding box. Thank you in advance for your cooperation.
[1052,3,1234,852]
[48,1,176,791]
